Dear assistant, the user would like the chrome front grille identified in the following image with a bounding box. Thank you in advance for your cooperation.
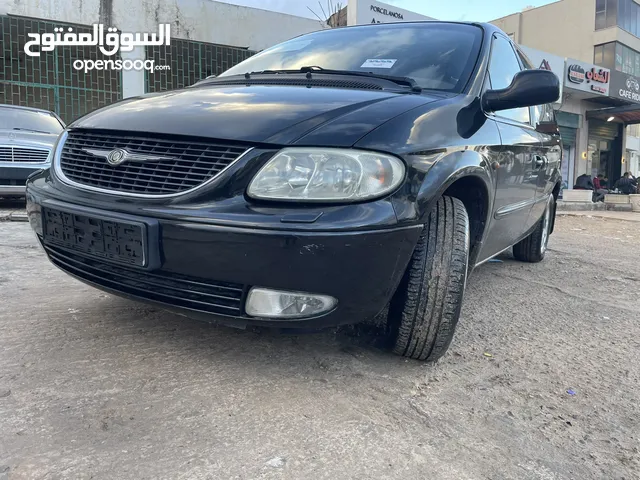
[58,130,250,196]
[0,146,50,163]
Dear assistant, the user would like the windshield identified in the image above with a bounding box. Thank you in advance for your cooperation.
[221,23,483,93]
[0,107,64,134]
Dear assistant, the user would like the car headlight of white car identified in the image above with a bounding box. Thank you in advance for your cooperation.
[247,148,405,202]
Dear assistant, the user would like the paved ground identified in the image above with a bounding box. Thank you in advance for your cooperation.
[1,211,639,480]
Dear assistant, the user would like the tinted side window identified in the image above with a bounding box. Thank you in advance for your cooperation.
[488,36,530,124]
[515,48,558,131]
[516,48,535,70]
[532,102,556,130]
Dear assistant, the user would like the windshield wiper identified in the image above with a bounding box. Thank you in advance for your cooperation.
[247,66,422,92]
[12,127,51,134]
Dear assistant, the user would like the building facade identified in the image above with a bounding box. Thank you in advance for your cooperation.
[491,0,640,189]
[0,0,326,123]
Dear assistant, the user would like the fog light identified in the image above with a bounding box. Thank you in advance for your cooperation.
[245,287,337,319]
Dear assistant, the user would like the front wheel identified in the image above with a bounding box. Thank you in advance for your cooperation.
[385,196,470,362]
[513,195,555,263]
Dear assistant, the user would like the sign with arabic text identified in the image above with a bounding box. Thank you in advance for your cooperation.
[24,24,171,57]
[22,24,172,74]
[563,58,610,96]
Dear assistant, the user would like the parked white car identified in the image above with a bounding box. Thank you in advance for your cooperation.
[0,105,65,197]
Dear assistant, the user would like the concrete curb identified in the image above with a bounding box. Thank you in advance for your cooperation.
[0,212,28,222]
[557,201,632,212]
[10,212,28,222]
[557,211,640,223]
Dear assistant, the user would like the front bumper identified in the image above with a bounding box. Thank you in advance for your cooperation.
[1,164,47,196]
[26,180,422,329]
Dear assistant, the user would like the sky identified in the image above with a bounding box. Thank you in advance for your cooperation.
[216,0,557,22]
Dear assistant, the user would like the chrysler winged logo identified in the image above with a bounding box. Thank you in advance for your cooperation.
[106,148,127,165]
[83,148,173,166]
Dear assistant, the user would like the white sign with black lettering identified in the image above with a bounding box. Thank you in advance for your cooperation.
[361,59,396,69]
[347,0,434,26]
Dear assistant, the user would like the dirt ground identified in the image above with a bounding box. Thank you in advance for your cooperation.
[1,213,639,480]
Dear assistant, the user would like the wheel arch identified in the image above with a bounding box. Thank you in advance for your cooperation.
[549,181,562,234]
[408,150,494,266]
[441,175,491,265]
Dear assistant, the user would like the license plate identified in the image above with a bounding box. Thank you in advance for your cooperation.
[42,207,146,267]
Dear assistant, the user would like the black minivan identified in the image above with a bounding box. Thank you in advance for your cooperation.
[26,22,562,361]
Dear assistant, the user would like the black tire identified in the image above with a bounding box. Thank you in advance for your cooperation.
[386,196,470,362]
[513,195,554,263]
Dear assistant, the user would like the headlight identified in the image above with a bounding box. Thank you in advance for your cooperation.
[247,148,405,202]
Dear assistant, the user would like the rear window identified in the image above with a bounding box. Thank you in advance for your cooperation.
[0,107,64,134]
[221,23,483,93]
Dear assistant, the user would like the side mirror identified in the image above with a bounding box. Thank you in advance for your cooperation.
[482,69,560,113]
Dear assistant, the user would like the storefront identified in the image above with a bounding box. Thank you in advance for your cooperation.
[517,48,625,190]
[586,119,623,183]
[561,58,629,186]
[627,128,640,177]
[556,111,580,190]
[586,69,640,181]
[609,71,640,177]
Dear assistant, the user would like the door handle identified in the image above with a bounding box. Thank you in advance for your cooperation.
[534,155,546,168]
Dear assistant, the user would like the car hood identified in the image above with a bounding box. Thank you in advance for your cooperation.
[0,129,60,149]
[70,85,444,146]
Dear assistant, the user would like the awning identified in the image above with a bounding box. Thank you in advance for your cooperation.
[586,103,640,124]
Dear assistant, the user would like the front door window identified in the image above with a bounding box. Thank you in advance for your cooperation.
[487,36,530,125]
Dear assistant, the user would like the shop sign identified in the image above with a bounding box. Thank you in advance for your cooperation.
[519,45,565,105]
[348,0,434,25]
[609,71,640,103]
[568,64,585,83]
[564,59,610,96]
